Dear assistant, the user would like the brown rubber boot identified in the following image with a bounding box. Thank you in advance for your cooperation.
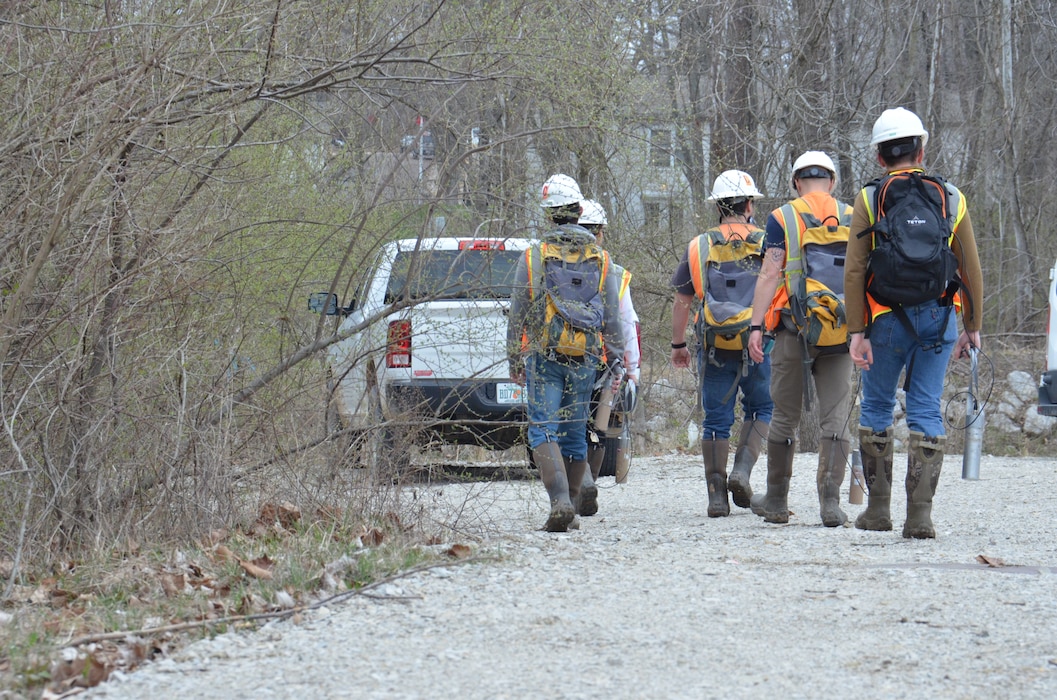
[855,427,894,531]
[587,440,606,480]
[702,438,730,517]
[728,420,769,509]
[573,456,598,517]
[817,435,849,527]
[903,431,945,539]
[532,442,575,532]
[750,438,794,523]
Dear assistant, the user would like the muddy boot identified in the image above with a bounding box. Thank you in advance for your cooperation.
[903,431,945,539]
[750,438,794,523]
[587,437,606,480]
[728,420,768,509]
[855,427,894,531]
[702,437,730,517]
[817,435,849,527]
[532,442,575,532]
[576,458,599,517]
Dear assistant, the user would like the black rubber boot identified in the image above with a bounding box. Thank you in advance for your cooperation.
[728,420,769,509]
[750,438,794,523]
[817,435,849,527]
[587,439,606,481]
[532,442,575,532]
[855,427,894,531]
[903,431,945,539]
[702,437,730,517]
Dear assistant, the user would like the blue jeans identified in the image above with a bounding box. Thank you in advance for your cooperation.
[860,300,957,437]
[525,353,595,460]
[697,348,773,439]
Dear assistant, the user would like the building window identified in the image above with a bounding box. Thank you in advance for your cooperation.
[643,198,683,234]
[649,128,672,168]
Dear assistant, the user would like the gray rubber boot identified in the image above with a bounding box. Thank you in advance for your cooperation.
[855,427,894,531]
[817,435,849,527]
[702,437,730,517]
[532,442,575,532]
[750,438,794,523]
[574,456,599,517]
[903,431,945,539]
[728,420,769,509]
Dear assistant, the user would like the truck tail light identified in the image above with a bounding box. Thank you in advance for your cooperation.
[459,239,505,250]
[386,319,411,368]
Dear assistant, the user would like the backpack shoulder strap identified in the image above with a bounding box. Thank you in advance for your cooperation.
[776,201,806,277]
[687,233,712,300]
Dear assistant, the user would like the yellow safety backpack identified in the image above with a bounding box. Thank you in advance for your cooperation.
[526,239,609,357]
[688,227,765,355]
[766,197,852,348]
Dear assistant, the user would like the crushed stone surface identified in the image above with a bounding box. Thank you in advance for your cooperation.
[88,451,1057,699]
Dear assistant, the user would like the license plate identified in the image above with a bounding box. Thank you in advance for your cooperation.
[496,382,526,404]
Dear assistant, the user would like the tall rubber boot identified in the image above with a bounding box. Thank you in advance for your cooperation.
[702,437,730,517]
[855,427,893,531]
[614,430,630,484]
[587,439,604,482]
[728,420,769,509]
[576,456,599,517]
[532,442,575,532]
[750,438,794,523]
[817,435,849,527]
[903,431,945,539]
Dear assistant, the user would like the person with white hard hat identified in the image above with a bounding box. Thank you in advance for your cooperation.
[579,199,639,498]
[746,150,856,527]
[670,170,774,518]
[845,107,984,539]
[506,174,624,532]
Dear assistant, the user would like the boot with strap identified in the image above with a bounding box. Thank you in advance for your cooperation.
[817,435,849,527]
[855,427,894,531]
[702,437,730,517]
[532,442,575,532]
[903,431,945,539]
[750,437,795,524]
[728,420,769,509]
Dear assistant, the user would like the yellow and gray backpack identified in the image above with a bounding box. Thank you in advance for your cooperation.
[526,239,609,357]
[688,227,765,358]
[769,197,853,348]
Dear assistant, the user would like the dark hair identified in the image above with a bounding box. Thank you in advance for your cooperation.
[581,223,603,235]
[878,136,922,165]
[716,197,750,218]
[545,202,581,225]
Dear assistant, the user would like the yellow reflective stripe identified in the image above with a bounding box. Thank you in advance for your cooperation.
[618,269,632,300]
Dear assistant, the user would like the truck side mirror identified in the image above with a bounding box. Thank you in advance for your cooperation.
[308,292,340,315]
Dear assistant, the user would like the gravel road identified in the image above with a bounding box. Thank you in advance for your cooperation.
[89,450,1057,699]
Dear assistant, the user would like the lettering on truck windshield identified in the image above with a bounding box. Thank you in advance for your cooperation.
[385,249,521,303]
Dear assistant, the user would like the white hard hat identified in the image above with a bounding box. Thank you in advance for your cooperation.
[707,170,764,201]
[579,199,608,226]
[870,107,929,148]
[541,174,583,208]
[792,151,837,179]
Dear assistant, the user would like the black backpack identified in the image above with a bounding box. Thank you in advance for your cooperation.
[861,172,960,308]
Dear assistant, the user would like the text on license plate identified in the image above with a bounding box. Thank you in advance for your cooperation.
[496,382,526,404]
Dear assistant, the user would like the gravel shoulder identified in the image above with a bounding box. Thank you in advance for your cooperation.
[89,451,1057,699]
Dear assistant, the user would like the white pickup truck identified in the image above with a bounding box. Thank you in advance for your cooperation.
[1039,257,1057,416]
[311,237,532,453]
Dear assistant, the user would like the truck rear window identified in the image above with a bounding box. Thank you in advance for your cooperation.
[385,248,521,303]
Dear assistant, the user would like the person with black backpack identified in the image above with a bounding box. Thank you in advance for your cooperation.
[845,107,984,539]
[507,174,625,533]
